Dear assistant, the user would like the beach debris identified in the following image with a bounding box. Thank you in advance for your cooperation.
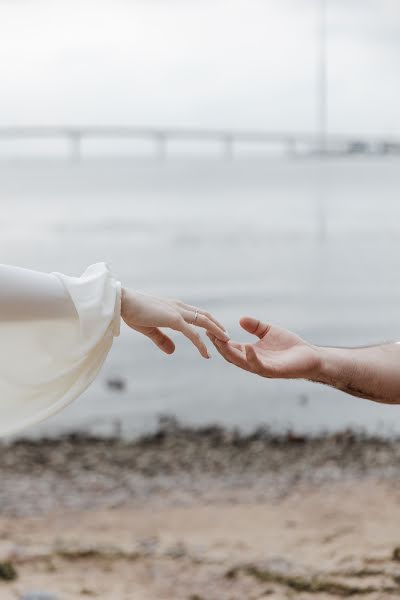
[157,413,180,433]
[393,547,400,562]
[105,377,126,391]
[136,536,159,556]
[165,540,187,559]
[0,561,17,580]
[225,562,399,596]
[298,393,309,406]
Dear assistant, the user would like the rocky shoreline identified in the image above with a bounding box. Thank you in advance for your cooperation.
[3,421,400,598]
[1,418,400,517]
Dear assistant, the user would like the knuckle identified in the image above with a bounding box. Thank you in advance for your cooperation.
[260,324,271,338]
[173,314,183,328]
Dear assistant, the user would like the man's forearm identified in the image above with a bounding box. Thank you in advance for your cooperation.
[311,343,400,404]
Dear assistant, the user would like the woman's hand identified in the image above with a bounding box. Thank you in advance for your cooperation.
[121,288,229,358]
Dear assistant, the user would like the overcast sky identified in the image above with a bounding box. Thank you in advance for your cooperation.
[0,0,399,136]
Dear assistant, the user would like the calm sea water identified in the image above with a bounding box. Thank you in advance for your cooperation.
[2,157,400,437]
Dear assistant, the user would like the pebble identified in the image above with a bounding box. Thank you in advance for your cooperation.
[105,377,126,391]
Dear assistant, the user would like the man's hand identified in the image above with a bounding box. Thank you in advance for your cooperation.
[209,315,400,404]
[121,288,229,358]
[207,316,320,378]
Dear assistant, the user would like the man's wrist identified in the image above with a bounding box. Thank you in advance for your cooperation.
[308,346,355,386]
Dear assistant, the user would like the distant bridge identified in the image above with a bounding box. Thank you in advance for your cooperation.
[0,126,399,160]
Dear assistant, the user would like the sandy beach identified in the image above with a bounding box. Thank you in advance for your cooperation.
[2,423,400,599]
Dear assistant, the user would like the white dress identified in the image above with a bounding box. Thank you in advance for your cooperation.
[0,262,121,437]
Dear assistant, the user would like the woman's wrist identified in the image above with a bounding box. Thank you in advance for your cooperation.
[120,287,134,322]
[112,280,122,337]
[120,287,127,319]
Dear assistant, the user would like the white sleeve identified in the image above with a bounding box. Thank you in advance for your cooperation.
[0,262,121,437]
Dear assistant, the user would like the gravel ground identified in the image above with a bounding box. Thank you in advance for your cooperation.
[3,421,400,599]
[1,419,400,517]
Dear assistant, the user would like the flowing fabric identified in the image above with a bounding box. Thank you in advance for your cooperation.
[0,262,121,437]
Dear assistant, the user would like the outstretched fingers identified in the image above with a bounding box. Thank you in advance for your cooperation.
[207,332,273,377]
[179,302,226,332]
[182,310,229,342]
[206,332,232,363]
[175,318,210,359]
[244,344,267,376]
[246,344,283,377]
[207,334,251,371]
[146,327,176,354]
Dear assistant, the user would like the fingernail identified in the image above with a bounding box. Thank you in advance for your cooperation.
[207,352,212,359]
[218,331,230,341]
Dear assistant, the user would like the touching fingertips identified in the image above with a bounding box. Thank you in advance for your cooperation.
[215,334,229,343]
